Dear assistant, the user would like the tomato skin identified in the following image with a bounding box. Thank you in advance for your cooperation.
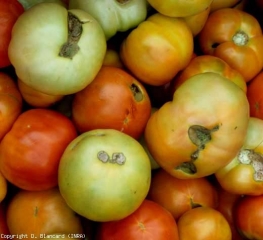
[6,188,83,237]
[96,199,179,240]
[199,8,263,82]
[0,72,23,141]
[235,195,263,239]
[0,108,78,191]
[177,206,232,240]
[120,13,193,86]
[147,169,218,220]
[0,0,24,68]
[247,71,263,119]
[72,66,151,139]
[172,55,247,92]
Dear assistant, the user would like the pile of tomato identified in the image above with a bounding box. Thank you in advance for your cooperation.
[1,0,263,239]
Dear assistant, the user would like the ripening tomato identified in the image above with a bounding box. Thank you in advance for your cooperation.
[210,0,246,12]
[0,0,24,68]
[0,108,77,191]
[215,117,263,196]
[0,72,23,141]
[172,55,247,92]
[6,188,84,238]
[144,72,250,179]
[199,8,263,82]
[120,13,193,86]
[235,194,263,239]
[0,170,7,203]
[96,199,180,240]
[147,169,218,220]
[146,0,213,17]
[177,206,232,240]
[72,66,151,139]
[247,71,263,119]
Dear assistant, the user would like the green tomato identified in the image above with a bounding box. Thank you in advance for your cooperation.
[69,0,149,40]
[8,3,106,95]
[58,129,152,222]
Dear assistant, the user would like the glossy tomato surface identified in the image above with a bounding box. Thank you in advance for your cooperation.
[0,108,77,191]
[96,199,179,240]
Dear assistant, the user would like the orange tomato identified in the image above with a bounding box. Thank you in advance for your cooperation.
[72,66,151,139]
[6,188,83,238]
[199,8,263,82]
[0,171,7,202]
[120,13,193,86]
[210,0,245,12]
[247,71,263,119]
[147,169,218,220]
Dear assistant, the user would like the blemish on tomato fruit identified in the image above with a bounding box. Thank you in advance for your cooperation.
[232,30,249,46]
[238,149,263,181]
[130,83,143,102]
[97,151,126,165]
[59,12,85,59]
[175,161,197,174]
[138,221,146,231]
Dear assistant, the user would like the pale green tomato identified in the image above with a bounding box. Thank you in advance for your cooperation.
[8,3,106,95]
[58,129,151,222]
[69,0,149,40]
[18,0,65,10]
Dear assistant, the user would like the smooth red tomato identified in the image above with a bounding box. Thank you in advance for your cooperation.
[0,108,77,191]
[96,199,180,240]
[147,169,218,220]
[216,186,244,240]
[0,0,24,68]
[199,8,263,82]
[172,55,247,92]
[235,194,263,239]
[120,13,193,86]
[177,206,232,240]
[0,72,23,141]
[72,66,151,139]
[247,71,263,119]
[6,187,83,237]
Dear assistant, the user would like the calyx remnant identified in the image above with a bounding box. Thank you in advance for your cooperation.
[175,124,219,174]
[59,12,83,59]
[97,151,126,165]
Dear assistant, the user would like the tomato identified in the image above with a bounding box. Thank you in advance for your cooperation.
[0,202,10,234]
[215,117,263,196]
[58,129,151,222]
[102,48,123,68]
[172,55,247,92]
[8,3,106,95]
[216,187,244,240]
[18,0,67,10]
[0,72,23,141]
[0,170,7,203]
[247,71,263,119]
[17,78,64,108]
[0,108,77,191]
[72,66,151,139]
[69,0,149,40]
[210,0,245,12]
[144,72,250,179]
[235,194,263,239]
[146,0,213,17]
[120,13,193,86]
[0,0,24,68]
[198,8,263,82]
[177,206,232,240]
[96,199,179,240]
[6,187,83,237]
[147,169,218,220]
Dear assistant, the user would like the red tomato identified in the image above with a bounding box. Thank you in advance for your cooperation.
[198,8,263,82]
[235,194,263,239]
[96,199,180,240]
[6,187,84,237]
[247,71,263,119]
[147,169,218,220]
[0,108,77,191]
[72,66,151,139]
[0,72,23,141]
[177,206,232,240]
[0,0,24,68]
